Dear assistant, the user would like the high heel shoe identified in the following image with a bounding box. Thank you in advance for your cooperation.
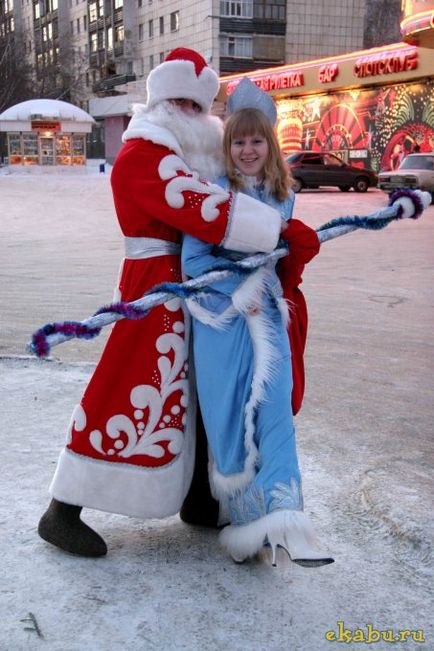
[267,529,334,568]
[220,509,333,568]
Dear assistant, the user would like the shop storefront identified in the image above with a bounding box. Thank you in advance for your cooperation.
[0,99,94,170]
[219,42,434,172]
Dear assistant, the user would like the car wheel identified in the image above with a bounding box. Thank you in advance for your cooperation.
[338,185,351,192]
[353,177,369,192]
[292,178,303,193]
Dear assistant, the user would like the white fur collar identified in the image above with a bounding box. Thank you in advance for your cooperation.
[122,105,183,157]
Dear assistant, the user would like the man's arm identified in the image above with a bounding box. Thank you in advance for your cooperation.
[111,139,281,253]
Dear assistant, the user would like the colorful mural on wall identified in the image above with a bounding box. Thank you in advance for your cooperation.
[276,79,434,171]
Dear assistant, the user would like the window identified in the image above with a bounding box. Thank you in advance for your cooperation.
[170,10,179,31]
[302,155,321,165]
[138,23,144,40]
[220,1,253,18]
[43,25,50,40]
[70,20,74,34]
[138,0,143,6]
[90,32,97,52]
[107,26,113,48]
[159,51,164,63]
[115,24,124,42]
[8,133,22,165]
[324,154,343,166]
[148,18,153,37]
[254,1,286,20]
[159,16,164,34]
[56,134,72,166]
[22,133,38,165]
[149,54,154,69]
[220,35,252,58]
[72,136,86,165]
[114,0,123,8]
[89,2,97,22]
[76,18,80,33]
[83,14,87,30]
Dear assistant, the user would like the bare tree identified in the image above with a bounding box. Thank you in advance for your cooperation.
[0,33,34,114]
[363,0,402,48]
[32,32,89,107]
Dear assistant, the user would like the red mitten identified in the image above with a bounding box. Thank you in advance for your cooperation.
[280,218,320,265]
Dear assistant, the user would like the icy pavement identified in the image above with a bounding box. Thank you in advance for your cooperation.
[1,175,433,650]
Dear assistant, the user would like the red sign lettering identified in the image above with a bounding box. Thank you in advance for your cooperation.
[354,49,418,78]
[318,63,339,83]
[31,120,61,132]
[227,71,304,95]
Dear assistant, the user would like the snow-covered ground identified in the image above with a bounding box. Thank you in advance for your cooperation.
[1,173,433,651]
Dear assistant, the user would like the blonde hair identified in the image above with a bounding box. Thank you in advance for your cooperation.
[223,108,292,201]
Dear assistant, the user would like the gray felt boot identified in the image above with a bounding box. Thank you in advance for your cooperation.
[38,498,107,557]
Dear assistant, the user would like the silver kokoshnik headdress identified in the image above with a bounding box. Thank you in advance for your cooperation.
[227,77,278,125]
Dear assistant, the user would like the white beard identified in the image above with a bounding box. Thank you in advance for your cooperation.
[143,101,225,181]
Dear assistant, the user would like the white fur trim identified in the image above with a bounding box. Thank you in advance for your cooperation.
[185,296,236,329]
[210,269,279,498]
[123,108,183,156]
[147,59,219,114]
[50,375,197,519]
[231,267,269,315]
[224,193,281,253]
[220,509,327,561]
[277,296,290,329]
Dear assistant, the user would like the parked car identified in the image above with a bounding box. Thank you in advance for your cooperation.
[378,153,434,198]
[286,151,378,193]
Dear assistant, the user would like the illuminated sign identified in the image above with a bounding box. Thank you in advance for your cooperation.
[354,48,418,78]
[31,120,61,132]
[318,63,339,83]
[227,71,304,95]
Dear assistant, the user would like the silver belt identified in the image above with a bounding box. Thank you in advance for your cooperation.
[124,237,181,259]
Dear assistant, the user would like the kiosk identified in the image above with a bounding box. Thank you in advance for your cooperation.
[0,99,94,171]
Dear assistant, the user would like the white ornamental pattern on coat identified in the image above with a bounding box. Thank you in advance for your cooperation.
[87,319,188,460]
[158,154,230,222]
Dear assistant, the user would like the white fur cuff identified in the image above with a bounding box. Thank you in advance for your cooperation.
[224,193,281,253]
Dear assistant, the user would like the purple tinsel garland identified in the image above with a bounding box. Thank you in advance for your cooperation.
[31,322,102,358]
[388,188,424,219]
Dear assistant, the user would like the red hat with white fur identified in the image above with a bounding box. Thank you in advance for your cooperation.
[146,48,219,114]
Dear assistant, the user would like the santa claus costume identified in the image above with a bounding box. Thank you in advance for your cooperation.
[38,48,285,556]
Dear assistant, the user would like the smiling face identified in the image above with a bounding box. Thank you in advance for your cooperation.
[230,133,269,180]
[223,108,291,200]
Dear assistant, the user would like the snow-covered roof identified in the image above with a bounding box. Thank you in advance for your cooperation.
[0,99,94,122]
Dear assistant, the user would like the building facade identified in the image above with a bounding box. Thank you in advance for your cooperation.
[2,0,402,106]
[1,0,405,162]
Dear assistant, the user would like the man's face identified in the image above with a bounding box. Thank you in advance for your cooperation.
[170,98,202,116]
